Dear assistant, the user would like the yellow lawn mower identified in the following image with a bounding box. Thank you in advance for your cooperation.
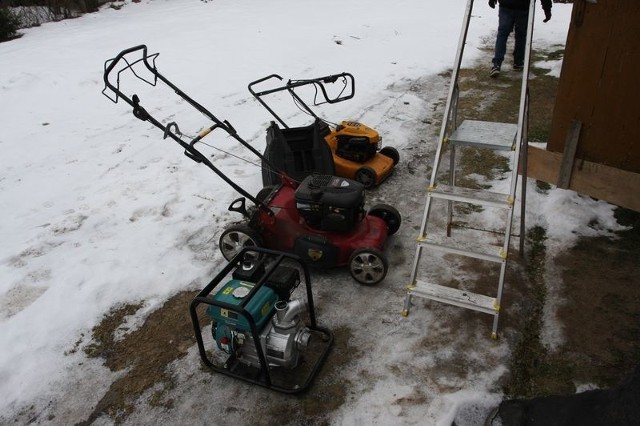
[248,73,399,189]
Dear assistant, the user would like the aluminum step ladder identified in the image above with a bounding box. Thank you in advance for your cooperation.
[402,0,533,338]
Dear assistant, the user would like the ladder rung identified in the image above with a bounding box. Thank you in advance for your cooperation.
[429,184,513,209]
[408,280,498,314]
[417,234,506,263]
[449,120,518,151]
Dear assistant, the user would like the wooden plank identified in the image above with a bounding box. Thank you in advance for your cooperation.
[526,146,640,212]
[557,120,582,189]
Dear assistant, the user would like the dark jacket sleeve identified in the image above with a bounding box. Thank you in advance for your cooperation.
[498,0,551,12]
[540,0,552,13]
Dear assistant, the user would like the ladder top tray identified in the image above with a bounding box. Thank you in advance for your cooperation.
[449,120,518,151]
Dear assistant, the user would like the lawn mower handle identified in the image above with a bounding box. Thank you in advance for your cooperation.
[288,72,356,105]
[247,72,356,129]
[102,45,290,216]
[248,74,289,128]
[248,72,355,102]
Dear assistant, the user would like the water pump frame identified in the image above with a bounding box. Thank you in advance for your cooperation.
[189,247,333,394]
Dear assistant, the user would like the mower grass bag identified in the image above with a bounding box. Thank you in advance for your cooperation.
[262,119,335,186]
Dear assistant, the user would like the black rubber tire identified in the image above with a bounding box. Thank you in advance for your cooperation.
[218,224,263,261]
[380,146,400,165]
[368,204,402,235]
[354,166,377,189]
[348,247,388,285]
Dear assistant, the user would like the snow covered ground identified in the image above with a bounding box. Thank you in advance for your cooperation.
[0,1,623,424]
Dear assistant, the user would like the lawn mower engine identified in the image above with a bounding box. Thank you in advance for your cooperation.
[207,262,311,369]
[295,174,365,233]
[333,120,381,163]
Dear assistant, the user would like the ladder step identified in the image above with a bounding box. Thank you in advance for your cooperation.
[417,234,507,263]
[429,184,513,209]
[408,280,498,314]
[449,120,518,151]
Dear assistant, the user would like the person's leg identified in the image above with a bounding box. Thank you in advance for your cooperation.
[513,9,529,67]
[492,7,516,68]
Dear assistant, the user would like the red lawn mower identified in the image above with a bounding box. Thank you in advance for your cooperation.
[103,45,401,285]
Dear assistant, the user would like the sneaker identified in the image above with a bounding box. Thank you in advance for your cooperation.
[490,66,500,78]
[513,63,524,70]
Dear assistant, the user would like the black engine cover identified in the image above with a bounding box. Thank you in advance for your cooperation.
[295,174,364,233]
[336,136,377,163]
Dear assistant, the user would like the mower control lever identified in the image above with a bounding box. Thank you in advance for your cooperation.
[183,148,202,164]
[181,125,219,164]
[224,120,237,135]
[132,95,150,121]
[248,72,355,128]
[163,122,181,139]
[228,197,249,218]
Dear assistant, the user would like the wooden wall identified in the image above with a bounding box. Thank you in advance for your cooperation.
[547,0,640,174]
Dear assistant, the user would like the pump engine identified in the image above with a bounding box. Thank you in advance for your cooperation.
[206,261,311,369]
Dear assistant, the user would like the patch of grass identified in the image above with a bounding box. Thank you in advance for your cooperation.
[457,69,521,125]
[528,73,558,142]
[456,54,559,145]
[548,49,565,61]
[84,303,143,359]
[614,208,640,250]
[504,206,640,399]
[503,226,597,398]
[535,180,552,193]
[444,55,558,196]
[504,225,568,398]
[459,147,511,182]
[78,291,202,425]
[454,202,485,215]
[551,231,640,390]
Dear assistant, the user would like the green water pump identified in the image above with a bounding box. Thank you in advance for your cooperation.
[190,247,333,393]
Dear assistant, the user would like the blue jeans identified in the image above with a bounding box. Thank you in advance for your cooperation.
[492,7,528,68]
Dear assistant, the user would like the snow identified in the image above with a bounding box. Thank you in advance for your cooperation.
[0,1,622,425]
[535,59,564,77]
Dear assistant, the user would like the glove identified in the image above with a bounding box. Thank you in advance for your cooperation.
[489,0,496,9]
[543,9,551,22]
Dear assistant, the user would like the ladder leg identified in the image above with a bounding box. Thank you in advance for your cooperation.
[409,245,424,284]
[403,245,424,316]
[447,144,456,236]
[417,196,434,240]
[402,293,412,317]
[491,313,500,340]
[446,86,459,237]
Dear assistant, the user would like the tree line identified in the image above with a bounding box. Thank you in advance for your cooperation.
[1,0,109,41]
